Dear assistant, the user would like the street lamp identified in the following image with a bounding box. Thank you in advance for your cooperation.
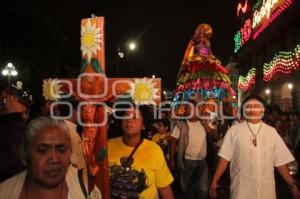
[287,83,294,110]
[116,47,124,76]
[116,41,137,76]
[128,42,136,51]
[265,88,271,104]
[2,62,18,89]
[118,48,125,59]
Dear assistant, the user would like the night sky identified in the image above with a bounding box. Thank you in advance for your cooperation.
[0,0,238,92]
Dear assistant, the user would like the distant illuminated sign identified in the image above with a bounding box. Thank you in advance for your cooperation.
[237,0,249,16]
[241,19,252,43]
[234,19,252,52]
[234,0,293,53]
[252,0,285,29]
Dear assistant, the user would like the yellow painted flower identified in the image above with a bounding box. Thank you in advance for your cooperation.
[81,19,103,62]
[129,78,159,105]
[43,78,63,101]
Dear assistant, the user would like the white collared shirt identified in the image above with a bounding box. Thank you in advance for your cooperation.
[219,121,294,199]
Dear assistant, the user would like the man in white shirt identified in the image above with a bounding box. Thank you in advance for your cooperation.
[170,101,212,199]
[210,95,300,199]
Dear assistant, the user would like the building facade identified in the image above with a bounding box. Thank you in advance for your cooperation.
[234,0,300,111]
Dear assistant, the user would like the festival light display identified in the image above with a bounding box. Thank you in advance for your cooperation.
[234,0,294,52]
[238,68,256,91]
[234,32,242,53]
[253,0,293,39]
[237,0,249,16]
[263,44,300,81]
[175,24,235,102]
[253,0,262,11]
[234,19,252,53]
[241,19,252,44]
[252,0,285,29]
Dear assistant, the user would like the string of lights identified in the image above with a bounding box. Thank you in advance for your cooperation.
[234,32,242,53]
[237,0,249,16]
[238,68,256,91]
[263,44,300,81]
[241,19,252,44]
[253,0,262,11]
[253,0,293,39]
[234,19,252,53]
[234,0,294,53]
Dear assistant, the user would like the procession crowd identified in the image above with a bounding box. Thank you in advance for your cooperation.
[1,87,300,199]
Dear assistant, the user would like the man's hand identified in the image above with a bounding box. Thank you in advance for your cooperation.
[209,158,230,199]
[209,180,219,199]
[276,165,300,199]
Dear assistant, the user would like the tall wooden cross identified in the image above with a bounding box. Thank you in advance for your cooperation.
[58,17,161,199]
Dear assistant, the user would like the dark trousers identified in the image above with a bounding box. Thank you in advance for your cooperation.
[179,158,209,199]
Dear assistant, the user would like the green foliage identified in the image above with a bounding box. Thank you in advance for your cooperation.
[91,58,103,74]
[80,58,88,74]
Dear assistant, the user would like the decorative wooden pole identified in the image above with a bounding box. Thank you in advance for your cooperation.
[56,16,161,199]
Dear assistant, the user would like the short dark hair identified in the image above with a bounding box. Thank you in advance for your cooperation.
[242,95,265,107]
[114,102,154,138]
[159,118,170,132]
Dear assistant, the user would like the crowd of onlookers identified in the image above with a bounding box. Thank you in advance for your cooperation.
[1,85,300,198]
[264,105,300,151]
